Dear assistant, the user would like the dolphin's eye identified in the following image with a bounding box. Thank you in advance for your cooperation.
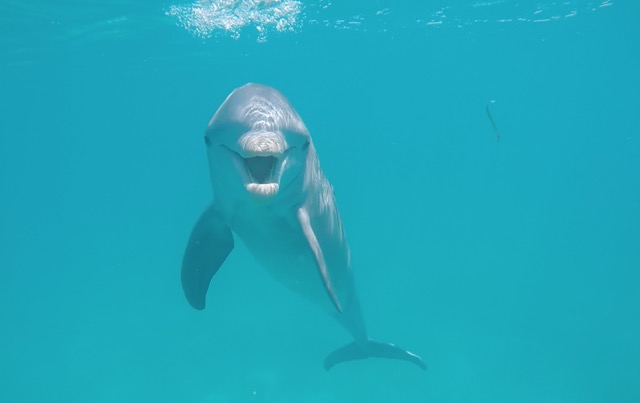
[204,135,211,147]
[302,141,310,151]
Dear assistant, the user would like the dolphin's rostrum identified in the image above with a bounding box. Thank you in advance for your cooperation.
[182,83,426,371]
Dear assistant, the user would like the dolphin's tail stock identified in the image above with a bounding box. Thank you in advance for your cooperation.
[324,339,427,371]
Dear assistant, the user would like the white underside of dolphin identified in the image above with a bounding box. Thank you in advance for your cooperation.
[181,83,426,371]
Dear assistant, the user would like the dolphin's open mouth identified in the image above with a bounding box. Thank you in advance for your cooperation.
[220,144,281,198]
[243,155,280,197]
[244,155,276,184]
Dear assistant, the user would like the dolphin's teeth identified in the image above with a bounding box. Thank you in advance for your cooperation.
[246,183,279,197]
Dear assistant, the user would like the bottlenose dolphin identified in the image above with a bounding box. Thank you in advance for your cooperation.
[182,83,426,370]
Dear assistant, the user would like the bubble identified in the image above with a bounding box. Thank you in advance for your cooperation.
[166,0,302,41]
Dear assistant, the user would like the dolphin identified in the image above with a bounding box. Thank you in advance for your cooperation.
[181,83,426,370]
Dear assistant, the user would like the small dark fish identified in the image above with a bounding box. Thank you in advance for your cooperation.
[486,100,501,142]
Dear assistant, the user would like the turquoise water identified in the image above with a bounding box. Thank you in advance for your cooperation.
[1,0,638,401]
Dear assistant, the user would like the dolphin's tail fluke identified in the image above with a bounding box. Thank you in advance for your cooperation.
[324,339,427,371]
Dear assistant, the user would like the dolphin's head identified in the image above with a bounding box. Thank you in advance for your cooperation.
[204,83,311,202]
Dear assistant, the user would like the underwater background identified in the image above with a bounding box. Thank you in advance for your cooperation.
[1,0,638,402]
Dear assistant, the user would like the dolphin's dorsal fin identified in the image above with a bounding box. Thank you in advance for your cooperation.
[182,203,234,310]
[297,207,343,313]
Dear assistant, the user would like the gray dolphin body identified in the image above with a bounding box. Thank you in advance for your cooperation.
[182,83,426,370]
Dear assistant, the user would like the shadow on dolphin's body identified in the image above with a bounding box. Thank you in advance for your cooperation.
[182,83,426,371]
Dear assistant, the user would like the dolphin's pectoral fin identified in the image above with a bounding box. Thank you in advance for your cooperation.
[324,339,427,371]
[182,203,234,310]
[297,207,343,313]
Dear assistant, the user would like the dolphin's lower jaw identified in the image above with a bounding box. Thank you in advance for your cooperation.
[246,183,279,197]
